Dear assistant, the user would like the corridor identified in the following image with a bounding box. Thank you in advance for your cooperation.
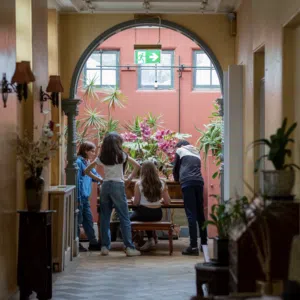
[14,239,210,300]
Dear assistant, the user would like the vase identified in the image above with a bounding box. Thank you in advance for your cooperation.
[262,169,295,198]
[25,168,45,212]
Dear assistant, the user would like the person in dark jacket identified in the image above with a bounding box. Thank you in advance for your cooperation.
[173,140,209,259]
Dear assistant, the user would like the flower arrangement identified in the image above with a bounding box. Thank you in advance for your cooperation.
[121,114,191,179]
[17,120,61,177]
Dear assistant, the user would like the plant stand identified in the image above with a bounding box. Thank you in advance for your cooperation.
[195,263,229,297]
[17,210,55,300]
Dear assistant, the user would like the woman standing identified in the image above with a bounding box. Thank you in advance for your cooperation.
[85,132,141,257]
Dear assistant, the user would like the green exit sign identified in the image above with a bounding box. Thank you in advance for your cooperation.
[134,49,161,64]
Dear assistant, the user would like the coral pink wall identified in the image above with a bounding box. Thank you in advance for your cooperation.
[76,28,221,235]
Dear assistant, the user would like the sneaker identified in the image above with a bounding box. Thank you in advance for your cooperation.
[182,246,199,256]
[88,242,101,251]
[79,243,88,252]
[126,247,141,257]
[101,246,109,256]
[140,238,155,251]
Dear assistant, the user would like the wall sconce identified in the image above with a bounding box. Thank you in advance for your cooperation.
[154,80,158,89]
[1,61,35,107]
[40,76,64,113]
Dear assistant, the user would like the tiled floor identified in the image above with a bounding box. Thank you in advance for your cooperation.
[12,238,213,300]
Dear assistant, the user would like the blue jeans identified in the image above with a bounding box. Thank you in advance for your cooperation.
[78,197,98,245]
[100,181,135,249]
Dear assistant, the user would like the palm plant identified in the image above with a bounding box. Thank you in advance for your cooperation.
[123,116,143,135]
[146,112,163,130]
[81,73,99,104]
[95,117,120,143]
[80,105,106,131]
[101,86,127,118]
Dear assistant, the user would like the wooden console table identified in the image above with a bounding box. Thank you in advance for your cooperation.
[49,185,76,272]
[17,210,55,300]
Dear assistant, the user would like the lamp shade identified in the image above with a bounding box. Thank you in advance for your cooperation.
[11,62,30,84]
[21,61,35,82]
[46,76,64,93]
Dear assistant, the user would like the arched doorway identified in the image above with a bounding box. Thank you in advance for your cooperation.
[64,18,225,239]
[69,18,223,98]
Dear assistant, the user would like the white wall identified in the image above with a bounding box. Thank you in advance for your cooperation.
[224,65,244,200]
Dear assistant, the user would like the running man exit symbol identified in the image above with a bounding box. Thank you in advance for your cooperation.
[135,50,161,64]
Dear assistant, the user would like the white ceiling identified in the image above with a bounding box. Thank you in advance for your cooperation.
[48,0,242,14]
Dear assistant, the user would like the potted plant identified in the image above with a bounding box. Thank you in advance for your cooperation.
[17,119,61,211]
[196,101,222,179]
[203,195,249,265]
[251,117,300,197]
[122,114,191,178]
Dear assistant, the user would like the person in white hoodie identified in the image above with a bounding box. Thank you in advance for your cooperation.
[173,140,209,261]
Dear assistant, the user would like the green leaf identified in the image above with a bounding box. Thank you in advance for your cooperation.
[285,122,297,138]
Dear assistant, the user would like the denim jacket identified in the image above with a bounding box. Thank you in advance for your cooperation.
[76,156,102,202]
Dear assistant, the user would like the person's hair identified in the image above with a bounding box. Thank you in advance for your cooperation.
[175,140,190,148]
[140,161,162,203]
[99,132,126,165]
[77,141,96,159]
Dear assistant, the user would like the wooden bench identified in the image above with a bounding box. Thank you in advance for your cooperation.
[131,221,174,255]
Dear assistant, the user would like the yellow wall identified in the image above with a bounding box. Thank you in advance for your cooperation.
[0,1,17,298]
[0,1,50,298]
[48,9,62,185]
[59,14,236,98]
[236,0,300,192]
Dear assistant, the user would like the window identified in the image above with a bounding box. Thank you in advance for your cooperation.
[138,51,174,89]
[84,50,119,88]
[193,50,220,89]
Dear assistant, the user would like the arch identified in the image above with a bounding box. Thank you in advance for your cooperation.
[69,18,223,98]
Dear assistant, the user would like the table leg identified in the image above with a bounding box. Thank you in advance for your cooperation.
[168,227,173,255]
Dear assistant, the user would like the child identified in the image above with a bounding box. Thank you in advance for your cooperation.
[76,141,102,252]
[85,132,141,257]
[130,161,170,251]
[172,140,210,262]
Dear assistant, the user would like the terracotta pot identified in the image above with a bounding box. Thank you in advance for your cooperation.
[256,280,283,296]
[262,169,295,197]
[25,168,44,212]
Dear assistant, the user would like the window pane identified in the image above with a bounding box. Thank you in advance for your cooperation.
[102,70,116,85]
[141,69,155,86]
[196,52,210,67]
[212,69,220,86]
[160,53,171,66]
[86,53,100,68]
[102,53,117,67]
[157,70,171,86]
[86,70,100,86]
[196,69,210,86]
